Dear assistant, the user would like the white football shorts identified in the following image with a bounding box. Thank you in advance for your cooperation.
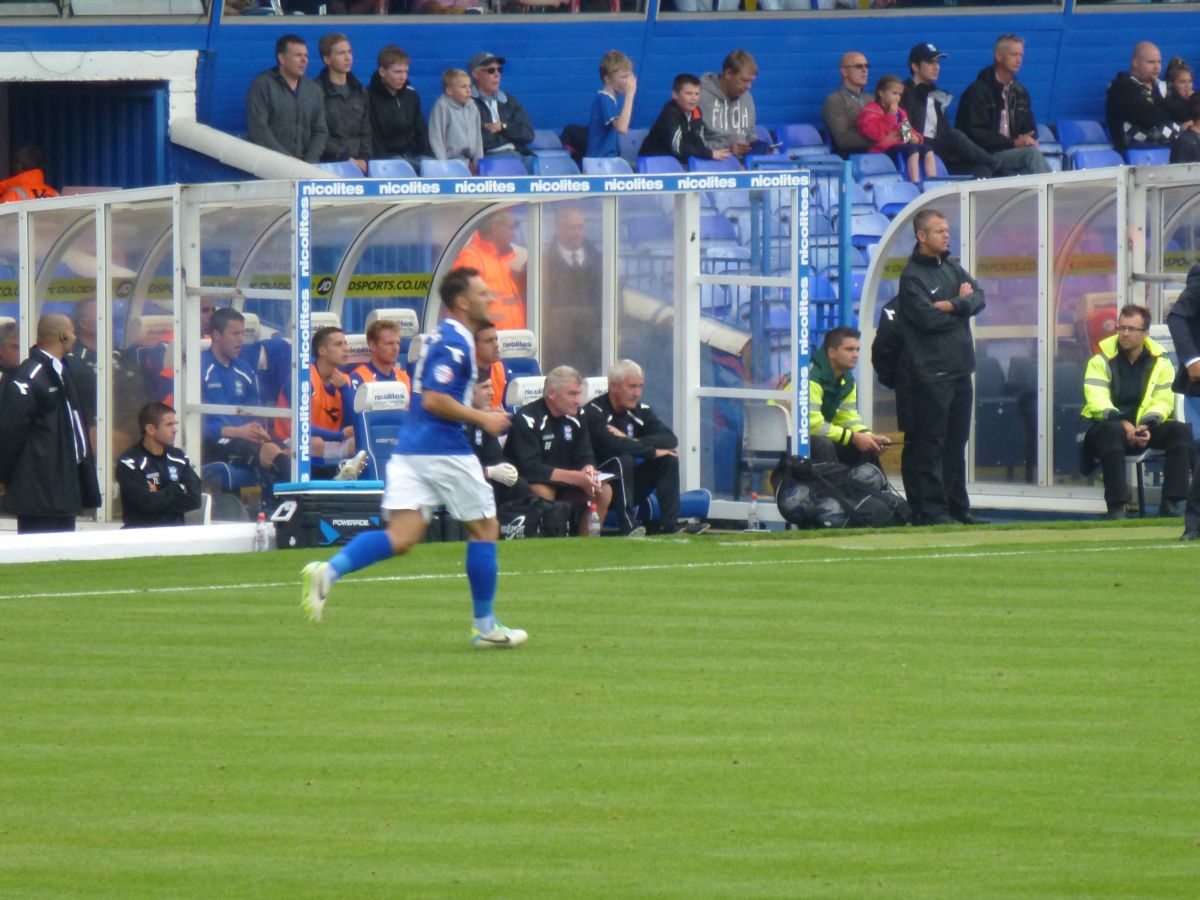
[382,453,496,522]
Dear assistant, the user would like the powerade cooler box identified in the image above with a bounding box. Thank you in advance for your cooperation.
[270,481,467,548]
[271,481,386,549]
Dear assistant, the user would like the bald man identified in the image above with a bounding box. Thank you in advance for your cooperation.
[1106,41,1180,154]
[0,312,101,532]
[822,51,873,156]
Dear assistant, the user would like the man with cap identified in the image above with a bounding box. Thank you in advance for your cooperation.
[469,51,536,167]
[901,42,1000,180]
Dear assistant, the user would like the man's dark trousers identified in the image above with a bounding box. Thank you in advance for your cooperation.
[601,451,680,533]
[17,514,76,534]
[902,375,973,522]
[810,435,879,468]
[1083,418,1193,509]
[934,128,998,179]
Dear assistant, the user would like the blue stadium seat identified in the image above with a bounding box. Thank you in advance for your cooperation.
[531,155,580,176]
[700,214,739,244]
[351,380,410,482]
[530,128,568,155]
[848,212,891,250]
[774,123,828,156]
[582,156,633,175]
[637,155,684,174]
[744,154,802,171]
[873,180,921,217]
[366,158,416,178]
[1072,148,1125,170]
[919,153,973,190]
[689,155,743,173]
[619,128,648,164]
[315,160,361,178]
[478,156,528,177]
[1056,119,1111,155]
[1125,146,1171,166]
[849,153,898,181]
[1036,124,1064,171]
[420,158,472,178]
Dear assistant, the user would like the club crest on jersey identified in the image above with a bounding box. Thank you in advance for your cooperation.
[564,425,573,441]
[435,363,453,385]
[233,380,246,398]
[168,466,179,482]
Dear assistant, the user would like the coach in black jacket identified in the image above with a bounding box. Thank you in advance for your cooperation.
[897,209,985,526]
[586,360,682,535]
[505,365,611,535]
[1164,264,1200,540]
[117,402,203,528]
[0,312,101,533]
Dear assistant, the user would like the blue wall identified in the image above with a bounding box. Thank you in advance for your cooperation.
[3,7,1200,173]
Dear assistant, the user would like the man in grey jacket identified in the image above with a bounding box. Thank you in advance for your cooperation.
[822,51,873,157]
[699,50,757,160]
[247,34,328,163]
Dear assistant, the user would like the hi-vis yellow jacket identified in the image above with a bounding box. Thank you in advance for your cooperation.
[1082,334,1177,425]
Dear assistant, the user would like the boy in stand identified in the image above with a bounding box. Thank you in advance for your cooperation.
[586,50,638,159]
[639,73,732,164]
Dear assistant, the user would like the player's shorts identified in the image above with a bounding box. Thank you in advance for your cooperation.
[382,453,496,522]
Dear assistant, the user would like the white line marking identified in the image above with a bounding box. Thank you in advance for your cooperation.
[0,540,1184,603]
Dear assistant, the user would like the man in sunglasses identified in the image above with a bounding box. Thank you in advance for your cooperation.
[823,51,873,157]
[469,52,535,167]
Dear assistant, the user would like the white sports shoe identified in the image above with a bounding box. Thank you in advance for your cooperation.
[300,561,330,623]
[469,622,528,650]
[334,450,368,481]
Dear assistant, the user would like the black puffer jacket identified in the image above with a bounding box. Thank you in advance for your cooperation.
[367,73,431,159]
[954,66,1038,152]
[1166,263,1200,396]
[318,68,372,162]
[898,245,986,384]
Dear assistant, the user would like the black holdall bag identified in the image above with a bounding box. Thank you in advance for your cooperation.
[497,494,572,539]
[769,454,911,529]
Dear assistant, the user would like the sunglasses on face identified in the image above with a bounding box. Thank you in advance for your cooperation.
[481,66,502,74]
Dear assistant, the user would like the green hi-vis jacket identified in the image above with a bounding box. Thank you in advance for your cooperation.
[809,351,868,446]
[1082,333,1177,425]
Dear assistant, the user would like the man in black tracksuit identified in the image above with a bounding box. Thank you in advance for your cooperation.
[1165,263,1200,541]
[585,360,686,535]
[0,312,101,533]
[505,366,611,536]
[897,209,986,525]
[117,402,203,528]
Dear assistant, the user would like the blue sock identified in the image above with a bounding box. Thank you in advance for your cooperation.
[465,540,497,622]
[328,530,394,581]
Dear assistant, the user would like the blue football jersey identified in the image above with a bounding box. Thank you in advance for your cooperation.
[397,318,476,456]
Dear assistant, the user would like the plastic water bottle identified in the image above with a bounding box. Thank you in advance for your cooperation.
[746,492,762,532]
[587,502,602,537]
[254,512,270,552]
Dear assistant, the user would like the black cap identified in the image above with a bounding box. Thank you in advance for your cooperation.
[909,43,948,66]
[468,52,506,71]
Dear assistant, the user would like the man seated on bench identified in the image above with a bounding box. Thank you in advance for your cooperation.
[349,318,413,393]
[201,307,291,485]
[309,324,366,480]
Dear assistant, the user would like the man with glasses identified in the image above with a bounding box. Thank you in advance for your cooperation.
[469,52,535,167]
[822,52,873,157]
[1081,304,1192,520]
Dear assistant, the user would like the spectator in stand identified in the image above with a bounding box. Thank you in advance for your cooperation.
[857,75,937,183]
[953,35,1050,176]
[902,43,1000,179]
[367,46,431,167]
[116,402,203,528]
[587,50,638,159]
[1170,94,1200,164]
[469,52,536,167]
[699,50,757,160]
[348,319,413,394]
[0,145,58,203]
[200,307,291,484]
[317,33,372,175]
[640,73,731,164]
[428,68,483,173]
[246,34,327,163]
[0,312,101,533]
[823,52,873,157]
[453,209,527,331]
[505,365,612,536]
[1106,42,1180,155]
[1164,57,1194,127]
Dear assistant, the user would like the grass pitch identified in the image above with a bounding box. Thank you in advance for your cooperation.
[2,524,1198,898]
